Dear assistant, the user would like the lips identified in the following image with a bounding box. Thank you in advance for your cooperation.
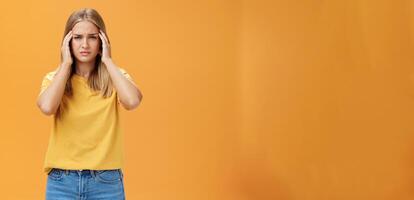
[80,51,90,56]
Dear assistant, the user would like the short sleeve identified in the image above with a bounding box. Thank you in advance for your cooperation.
[38,71,56,97]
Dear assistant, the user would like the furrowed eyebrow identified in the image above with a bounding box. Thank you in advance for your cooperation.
[73,33,99,36]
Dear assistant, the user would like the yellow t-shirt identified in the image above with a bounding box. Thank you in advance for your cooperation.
[39,68,134,175]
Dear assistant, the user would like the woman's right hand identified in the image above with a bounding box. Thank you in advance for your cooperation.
[61,30,73,67]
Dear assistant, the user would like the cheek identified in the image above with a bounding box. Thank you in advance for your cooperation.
[92,40,100,48]
[90,41,100,52]
[71,41,80,49]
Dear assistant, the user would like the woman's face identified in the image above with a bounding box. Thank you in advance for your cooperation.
[70,20,101,64]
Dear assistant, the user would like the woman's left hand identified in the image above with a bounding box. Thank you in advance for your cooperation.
[99,30,112,64]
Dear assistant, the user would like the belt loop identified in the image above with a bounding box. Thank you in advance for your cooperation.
[65,170,69,175]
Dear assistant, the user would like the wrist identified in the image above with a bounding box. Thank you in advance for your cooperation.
[60,62,72,67]
[61,62,72,68]
[58,63,72,76]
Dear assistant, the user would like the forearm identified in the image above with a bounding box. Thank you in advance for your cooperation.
[37,64,71,115]
[104,59,142,110]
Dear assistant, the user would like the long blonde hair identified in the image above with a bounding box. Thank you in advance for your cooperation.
[57,8,114,118]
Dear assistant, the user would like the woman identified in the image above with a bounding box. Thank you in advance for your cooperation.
[37,8,143,199]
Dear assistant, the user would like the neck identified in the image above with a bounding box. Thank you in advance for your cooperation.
[75,61,95,78]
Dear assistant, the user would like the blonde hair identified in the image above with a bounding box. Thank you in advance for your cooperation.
[57,8,114,118]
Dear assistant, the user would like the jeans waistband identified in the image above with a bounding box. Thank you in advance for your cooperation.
[52,168,121,176]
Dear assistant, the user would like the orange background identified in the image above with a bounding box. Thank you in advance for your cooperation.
[1,0,414,199]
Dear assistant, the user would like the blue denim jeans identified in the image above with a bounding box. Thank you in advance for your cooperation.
[46,168,125,200]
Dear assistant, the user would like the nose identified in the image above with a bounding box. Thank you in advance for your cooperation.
[81,38,89,48]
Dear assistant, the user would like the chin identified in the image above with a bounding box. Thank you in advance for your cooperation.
[76,56,97,63]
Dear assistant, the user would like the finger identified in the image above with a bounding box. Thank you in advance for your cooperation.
[62,35,72,51]
[63,32,72,56]
[98,33,104,43]
[65,32,72,47]
[98,33,105,49]
[99,30,109,45]
[62,30,72,46]
[99,30,107,42]
[99,33,109,48]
